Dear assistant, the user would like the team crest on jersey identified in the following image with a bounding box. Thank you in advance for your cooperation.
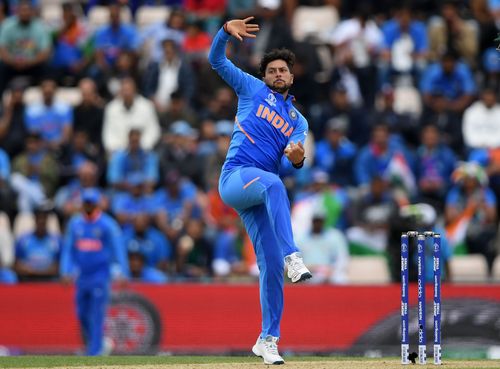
[265,93,277,107]
[289,109,297,120]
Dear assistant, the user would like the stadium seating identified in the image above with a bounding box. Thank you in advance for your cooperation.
[136,6,170,29]
[492,256,500,282]
[13,213,61,237]
[87,5,132,29]
[291,6,339,43]
[0,212,13,267]
[22,87,82,106]
[346,256,391,284]
[449,255,489,283]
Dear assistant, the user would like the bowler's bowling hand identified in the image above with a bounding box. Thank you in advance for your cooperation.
[225,17,259,41]
[284,141,305,166]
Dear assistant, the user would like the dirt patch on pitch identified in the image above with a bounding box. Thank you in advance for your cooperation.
[23,360,500,369]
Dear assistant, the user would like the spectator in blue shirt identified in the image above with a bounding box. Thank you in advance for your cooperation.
[107,128,158,195]
[24,78,73,151]
[416,124,457,209]
[379,4,428,86]
[0,147,16,222]
[112,173,156,230]
[0,266,17,283]
[51,2,91,84]
[314,117,357,187]
[14,203,61,281]
[124,213,171,272]
[93,3,139,77]
[128,249,167,283]
[420,50,476,114]
[354,123,414,187]
[154,169,197,242]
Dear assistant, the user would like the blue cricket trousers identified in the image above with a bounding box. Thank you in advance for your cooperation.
[219,166,299,338]
[76,281,110,355]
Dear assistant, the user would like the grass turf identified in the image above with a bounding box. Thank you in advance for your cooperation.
[0,356,497,369]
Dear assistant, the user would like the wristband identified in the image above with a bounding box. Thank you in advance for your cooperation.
[292,157,305,169]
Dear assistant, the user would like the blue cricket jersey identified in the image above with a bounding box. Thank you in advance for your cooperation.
[60,212,129,286]
[208,28,309,175]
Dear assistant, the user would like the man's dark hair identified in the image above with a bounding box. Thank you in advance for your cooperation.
[259,48,296,76]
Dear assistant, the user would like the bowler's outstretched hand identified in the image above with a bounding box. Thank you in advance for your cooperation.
[225,17,260,41]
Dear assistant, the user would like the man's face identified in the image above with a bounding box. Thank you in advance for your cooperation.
[263,59,293,94]
[41,80,56,104]
[442,58,455,74]
[18,3,32,24]
[34,213,48,234]
[482,91,497,108]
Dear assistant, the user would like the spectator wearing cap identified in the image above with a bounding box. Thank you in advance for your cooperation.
[123,212,172,273]
[462,88,500,150]
[420,50,476,115]
[0,78,29,158]
[54,161,106,224]
[14,203,61,281]
[481,47,500,91]
[102,77,160,154]
[0,0,51,96]
[416,124,457,210]
[296,207,350,284]
[111,173,156,231]
[445,162,497,275]
[107,128,158,195]
[11,132,59,212]
[154,169,198,243]
[142,36,195,113]
[157,120,203,187]
[314,117,357,187]
[92,3,139,81]
[24,77,73,152]
[201,120,233,189]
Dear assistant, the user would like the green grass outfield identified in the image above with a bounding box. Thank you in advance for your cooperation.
[0,356,499,369]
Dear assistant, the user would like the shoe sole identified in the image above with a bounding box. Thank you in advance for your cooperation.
[292,272,312,283]
[252,345,285,365]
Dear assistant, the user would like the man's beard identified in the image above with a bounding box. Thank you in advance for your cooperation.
[269,80,291,94]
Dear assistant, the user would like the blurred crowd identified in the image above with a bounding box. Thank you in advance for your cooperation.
[0,0,499,285]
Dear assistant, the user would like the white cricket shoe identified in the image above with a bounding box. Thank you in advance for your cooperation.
[285,252,312,283]
[252,335,285,365]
